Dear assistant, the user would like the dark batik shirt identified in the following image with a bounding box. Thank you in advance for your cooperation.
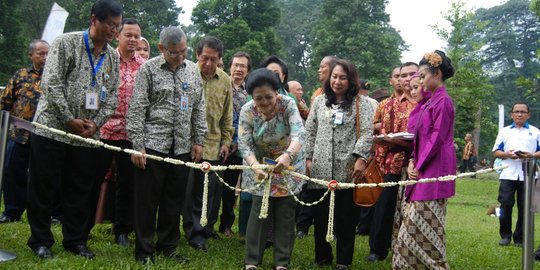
[1,65,43,143]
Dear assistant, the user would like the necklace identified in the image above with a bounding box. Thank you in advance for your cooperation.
[258,102,278,121]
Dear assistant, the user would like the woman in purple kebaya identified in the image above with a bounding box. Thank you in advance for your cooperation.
[393,50,456,270]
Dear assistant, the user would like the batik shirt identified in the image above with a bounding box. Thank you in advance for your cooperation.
[305,95,373,189]
[127,56,207,155]
[1,65,43,144]
[100,49,145,141]
[200,67,233,161]
[377,95,415,175]
[34,31,120,146]
[231,81,248,144]
[238,95,306,196]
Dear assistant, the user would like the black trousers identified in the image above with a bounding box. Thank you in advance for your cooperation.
[27,134,99,249]
[498,179,524,243]
[312,188,359,266]
[459,159,475,173]
[183,159,223,245]
[356,206,373,235]
[2,139,29,219]
[99,139,134,235]
[295,187,318,233]
[368,174,400,257]
[133,148,190,257]
[219,155,242,232]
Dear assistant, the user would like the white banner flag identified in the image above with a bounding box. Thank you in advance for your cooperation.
[41,3,69,45]
[498,104,505,130]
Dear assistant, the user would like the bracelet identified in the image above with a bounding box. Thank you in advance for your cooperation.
[358,157,368,163]
[284,150,295,161]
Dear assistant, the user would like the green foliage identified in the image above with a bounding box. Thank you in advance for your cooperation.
[0,0,183,85]
[0,0,28,84]
[191,0,283,68]
[533,0,540,17]
[276,0,324,92]
[471,0,540,125]
[310,0,405,92]
[440,0,497,159]
[0,175,536,269]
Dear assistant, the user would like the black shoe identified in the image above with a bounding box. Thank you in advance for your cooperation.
[115,234,130,247]
[208,232,220,240]
[167,253,188,264]
[336,265,349,270]
[64,244,95,259]
[499,238,511,246]
[316,257,332,266]
[534,247,540,261]
[189,242,208,252]
[33,246,53,259]
[515,241,523,248]
[0,214,20,224]
[136,254,155,265]
[366,253,386,262]
[296,230,307,239]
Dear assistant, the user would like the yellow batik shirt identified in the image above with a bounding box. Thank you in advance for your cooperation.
[200,67,233,161]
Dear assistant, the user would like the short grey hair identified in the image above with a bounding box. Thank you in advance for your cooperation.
[159,26,186,46]
[28,39,49,54]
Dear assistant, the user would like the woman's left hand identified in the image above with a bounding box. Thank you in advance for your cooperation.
[274,153,291,173]
[351,158,367,182]
[407,160,419,180]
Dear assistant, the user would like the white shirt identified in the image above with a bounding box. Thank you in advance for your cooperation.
[492,122,540,181]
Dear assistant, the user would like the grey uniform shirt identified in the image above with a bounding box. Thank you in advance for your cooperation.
[34,31,120,145]
[127,55,207,155]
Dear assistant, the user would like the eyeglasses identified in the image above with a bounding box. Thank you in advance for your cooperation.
[102,20,122,31]
[512,111,529,115]
[199,55,219,63]
[164,48,185,57]
[232,63,248,69]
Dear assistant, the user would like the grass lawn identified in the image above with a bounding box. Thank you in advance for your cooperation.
[0,172,539,269]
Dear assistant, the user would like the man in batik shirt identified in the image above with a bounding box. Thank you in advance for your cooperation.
[367,62,418,262]
[0,39,48,224]
[127,26,207,264]
[183,36,233,252]
[95,18,145,247]
[27,0,122,259]
[219,51,251,237]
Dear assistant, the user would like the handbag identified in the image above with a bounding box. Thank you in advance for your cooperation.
[352,96,384,207]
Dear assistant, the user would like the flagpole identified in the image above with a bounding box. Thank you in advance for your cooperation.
[0,111,17,262]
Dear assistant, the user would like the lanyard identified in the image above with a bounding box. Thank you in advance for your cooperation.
[83,31,106,87]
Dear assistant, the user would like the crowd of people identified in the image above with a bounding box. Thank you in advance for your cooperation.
[1,0,539,269]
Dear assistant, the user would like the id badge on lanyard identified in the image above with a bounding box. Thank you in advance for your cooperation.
[334,110,344,125]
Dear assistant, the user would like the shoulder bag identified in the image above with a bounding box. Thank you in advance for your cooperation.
[353,96,384,207]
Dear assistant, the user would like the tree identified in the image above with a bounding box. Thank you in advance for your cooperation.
[191,0,283,70]
[436,0,497,159]
[310,0,405,91]
[471,0,540,125]
[0,0,183,84]
[0,0,28,84]
[276,0,324,92]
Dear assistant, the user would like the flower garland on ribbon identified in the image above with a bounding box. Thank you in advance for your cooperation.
[31,121,508,239]
[259,172,273,219]
[199,162,212,227]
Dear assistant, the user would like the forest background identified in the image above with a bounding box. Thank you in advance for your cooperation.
[0,0,538,161]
